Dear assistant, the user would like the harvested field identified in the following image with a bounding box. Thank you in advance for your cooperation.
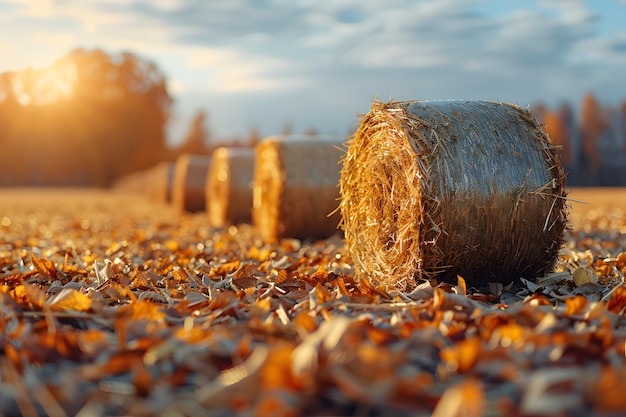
[1,186,626,416]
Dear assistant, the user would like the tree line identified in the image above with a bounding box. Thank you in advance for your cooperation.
[0,48,625,187]
[0,48,280,187]
[532,94,626,186]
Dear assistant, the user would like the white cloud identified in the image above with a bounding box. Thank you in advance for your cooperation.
[182,47,310,94]
[574,34,626,65]
[1,0,625,137]
[5,0,55,17]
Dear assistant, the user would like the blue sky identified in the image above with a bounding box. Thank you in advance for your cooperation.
[0,0,625,144]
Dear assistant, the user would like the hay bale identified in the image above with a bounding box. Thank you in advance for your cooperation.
[148,162,174,204]
[252,135,344,241]
[206,147,255,227]
[340,100,567,291]
[112,170,150,195]
[171,154,212,213]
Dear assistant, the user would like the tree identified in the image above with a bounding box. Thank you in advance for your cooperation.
[580,93,608,183]
[622,101,626,159]
[542,109,573,167]
[0,48,172,186]
[178,110,210,155]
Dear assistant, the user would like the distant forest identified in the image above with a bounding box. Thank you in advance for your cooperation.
[0,48,624,187]
[531,95,626,187]
[0,48,257,187]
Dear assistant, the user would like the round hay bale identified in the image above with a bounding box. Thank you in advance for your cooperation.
[148,161,174,204]
[252,135,344,241]
[112,170,149,195]
[171,154,212,213]
[340,100,567,291]
[207,147,255,228]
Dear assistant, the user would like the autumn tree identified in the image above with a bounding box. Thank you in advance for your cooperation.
[543,108,573,167]
[622,101,626,158]
[0,48,172,186]
[177,110,210,155]
[579,93,607,168]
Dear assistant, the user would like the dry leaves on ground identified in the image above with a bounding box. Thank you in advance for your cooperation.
[1,189,626,416]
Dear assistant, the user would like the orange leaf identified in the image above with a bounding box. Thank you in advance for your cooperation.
[564,295,589,316]
[119,299,166,322]
[493,323,525,348]
[76,330,111,358]
[308,266,329,286]
[455,275,467,296]
[313,283,332,305]
[617,252,626,271]
[607,285,626,314]
[31,254,58,279]
[431,379,485,417]
[47,288,92,312]
[440,337,481,373]
[293,311,318,333]
[261,343,299,391]
[357,276,389,298]
[590,365,626,412]
[22,282,46,309]
[333,276,350,296]
[82,351,143,380]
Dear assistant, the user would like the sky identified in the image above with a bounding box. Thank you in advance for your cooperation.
[0,0,625,145]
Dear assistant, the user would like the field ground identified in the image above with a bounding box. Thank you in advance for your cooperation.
[1,186,626,416]
[1,186,625,227]
[568,187,626,215]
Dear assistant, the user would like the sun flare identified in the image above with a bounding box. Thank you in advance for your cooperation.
[4,60,78,106]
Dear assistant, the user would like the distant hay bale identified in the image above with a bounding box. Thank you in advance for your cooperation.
[207,147,255,228]
[112,170,149,195]
[252,135,344,241]
[148,162,174,204]
[340,100,567,292]
[171,154,212,213]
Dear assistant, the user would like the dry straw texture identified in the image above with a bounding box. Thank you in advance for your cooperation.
[207,147,255,228]
[171,153,212,213]
[252,135,344,241]
[340,100,567,292]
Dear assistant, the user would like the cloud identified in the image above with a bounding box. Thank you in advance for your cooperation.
[179,46,310,94]
[2,0,626,138]
[4,0,623,80]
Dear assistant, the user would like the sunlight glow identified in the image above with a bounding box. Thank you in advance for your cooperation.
[4,61,78,106]
[32,62,78,105]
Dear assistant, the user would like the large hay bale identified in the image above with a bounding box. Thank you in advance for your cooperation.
[340,100,567,291]
[206,147,255,228]
[252,135,344,241]
[171,154,212,213]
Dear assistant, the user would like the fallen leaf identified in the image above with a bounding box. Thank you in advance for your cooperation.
[31,255,58,279]
[572,267,598,286]
[431,379,485,417]
[22,282,46,309]
[47,288,92,312]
